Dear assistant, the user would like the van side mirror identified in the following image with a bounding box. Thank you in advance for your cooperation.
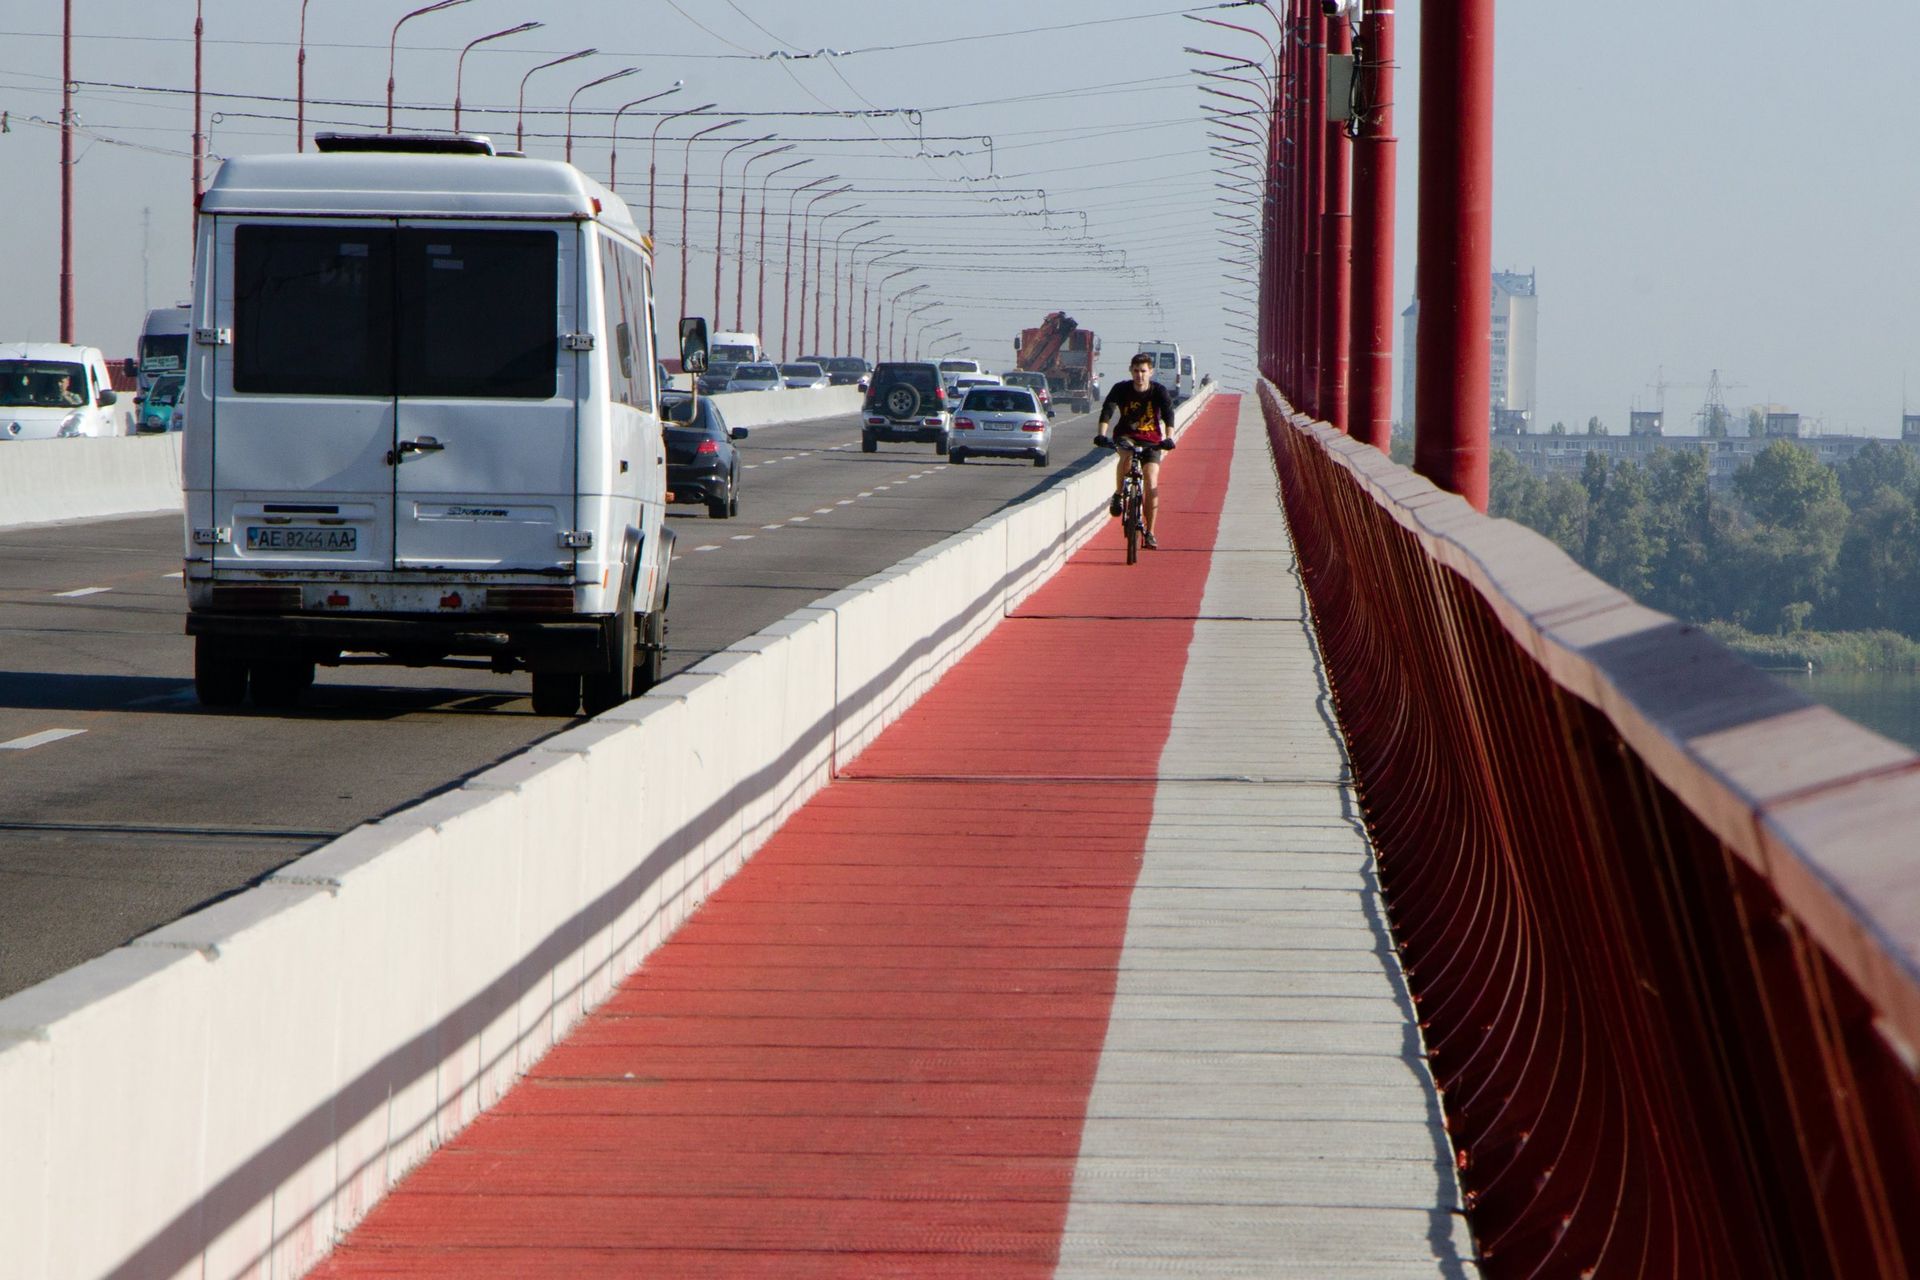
[679,317,709,374]
[97,389,118,407]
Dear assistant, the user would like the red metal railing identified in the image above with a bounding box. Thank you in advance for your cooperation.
[1261,382,1920,1278]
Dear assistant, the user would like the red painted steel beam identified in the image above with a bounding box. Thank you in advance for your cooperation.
[1347,2,1396,452]
[1319,12,1353,431]
[1413,0,1493,510]
[1302,5,1327,419]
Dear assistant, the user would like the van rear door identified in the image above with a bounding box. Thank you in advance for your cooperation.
[390,223,577,574]
[211,220,398,573]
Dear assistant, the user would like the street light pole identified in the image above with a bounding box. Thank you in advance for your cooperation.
[455,22,542,135]
[608,81,683,189]
[679,118,741,324]
[829,223,880,356]
[781,175,835,358]
[517,48,595,152]
[388,0,471,133]
[566,66,638,166]
[795,187,852,357]
[296,0,313,151]
[873,267,916,359]
[755,160,809,344]
[895,291,932,363]
[649,101,716,236]
[60,0,74,342]
[715,134,775,328]
[737,145,796,332]
[858,250,907,357]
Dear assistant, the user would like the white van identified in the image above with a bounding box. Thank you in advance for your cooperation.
[137,305,193,394]
[708,331,762,365]
[183,133,682,716]
[0,342,123,440]
[1135,340,1189,403]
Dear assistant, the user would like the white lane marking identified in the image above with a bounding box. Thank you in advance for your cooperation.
[789,516,810,523]
[813,508,833,515]
[782,455,798,461]
[1,729,86,751]
[694,544,721,553]
[55,587,111,598]
[762,459,778,466]
[875,485,891,491]
[837,500,855,506]
[163,571,183,580]
[761,524,783,531]
[731,535,754,541]
[744,464,759,470]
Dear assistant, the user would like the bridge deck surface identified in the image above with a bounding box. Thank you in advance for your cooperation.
[312,393,1478,1277]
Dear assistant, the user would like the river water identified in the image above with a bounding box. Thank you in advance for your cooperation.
[1782,669,1920,752]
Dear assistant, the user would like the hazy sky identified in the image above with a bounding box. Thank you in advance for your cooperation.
[1,3,1916,434]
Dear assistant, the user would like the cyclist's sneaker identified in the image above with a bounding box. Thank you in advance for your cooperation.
[1108,493,1123,518]
[1142,532,1159,550]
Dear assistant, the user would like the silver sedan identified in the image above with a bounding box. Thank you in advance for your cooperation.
[949,386,1053,467]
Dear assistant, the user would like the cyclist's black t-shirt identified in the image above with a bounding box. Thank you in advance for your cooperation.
[1099,380,1176,444]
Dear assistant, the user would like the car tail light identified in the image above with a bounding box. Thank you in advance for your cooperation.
[696,439,718,454]
[1021,419,1046,431]
[866,416,885,426]
[934,387,947,402]
[954,417,975,430]
[923,418,943,426]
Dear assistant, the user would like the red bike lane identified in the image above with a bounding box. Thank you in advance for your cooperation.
[312,394,1239,1277]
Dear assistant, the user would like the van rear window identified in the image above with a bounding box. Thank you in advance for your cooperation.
[233,225,557,399]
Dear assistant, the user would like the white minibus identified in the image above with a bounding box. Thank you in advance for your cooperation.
[1135,340,1189,403]
[183,132,694,716]
[137,305,192,394]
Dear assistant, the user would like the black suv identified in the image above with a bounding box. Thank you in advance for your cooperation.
[861,361,952,455]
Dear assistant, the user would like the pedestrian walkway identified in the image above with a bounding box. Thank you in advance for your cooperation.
[311,393,1477,1277]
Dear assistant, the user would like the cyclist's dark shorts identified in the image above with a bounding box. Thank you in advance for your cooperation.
[1117,437,1166,465]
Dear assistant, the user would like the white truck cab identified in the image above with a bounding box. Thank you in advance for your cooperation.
[182,133,689,716]
[0,343,123,440]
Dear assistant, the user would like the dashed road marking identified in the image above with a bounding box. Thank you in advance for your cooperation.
[813,508,833,515]
[744,464,759,470]
[762,524,784,531]
[163,572,183,580]
[1,729,86,751]
[837,500,854,506]
[789,516,810,523]
[731,535,754,541]
[55,587,111,598]
[693,545,721,553]
[858,491,873,498]
[875,485,891,491]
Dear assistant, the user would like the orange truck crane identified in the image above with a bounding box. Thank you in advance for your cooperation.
[1014,311,1101,413]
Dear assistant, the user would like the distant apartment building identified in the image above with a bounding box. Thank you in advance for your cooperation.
[1398,271,1539,433]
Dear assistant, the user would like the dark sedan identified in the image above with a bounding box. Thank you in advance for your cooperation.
[663,393,749,518]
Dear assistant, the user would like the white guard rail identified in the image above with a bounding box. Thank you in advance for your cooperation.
[0,389,862,531]
[0,384,1213,1280]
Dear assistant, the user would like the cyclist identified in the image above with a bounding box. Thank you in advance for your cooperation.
[1093,352,1177,549]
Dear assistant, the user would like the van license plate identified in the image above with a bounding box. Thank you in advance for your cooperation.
[246,526,357,552]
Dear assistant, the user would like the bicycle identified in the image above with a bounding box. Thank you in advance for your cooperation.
[1098,435,1155,564]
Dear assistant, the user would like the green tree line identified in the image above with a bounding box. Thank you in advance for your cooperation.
[1485,438,1920,653]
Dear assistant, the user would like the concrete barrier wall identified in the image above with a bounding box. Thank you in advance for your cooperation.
[0,381,1214,1280]
[0,434,183,529]
[0,391,862,532]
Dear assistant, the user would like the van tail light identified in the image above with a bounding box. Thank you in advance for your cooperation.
[934,387,947,402]
[954,417,975,430]
[1021,420,1046,432]
[866,416,886,426]
[696,439,719,454]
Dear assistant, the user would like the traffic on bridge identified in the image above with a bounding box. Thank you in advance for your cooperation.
[3,2,1918,1278]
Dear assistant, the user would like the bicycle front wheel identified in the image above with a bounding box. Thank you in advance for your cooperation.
[1124,494,1142,564]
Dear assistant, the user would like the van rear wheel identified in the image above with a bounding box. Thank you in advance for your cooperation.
[193,637,249,709]
[582,607,637,715]
[635,609,665,695]
[531,671,582,717]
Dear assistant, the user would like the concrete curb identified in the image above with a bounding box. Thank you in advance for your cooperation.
[0,386,1215,1280]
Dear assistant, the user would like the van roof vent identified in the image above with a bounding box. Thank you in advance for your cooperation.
[312,132,497,157]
